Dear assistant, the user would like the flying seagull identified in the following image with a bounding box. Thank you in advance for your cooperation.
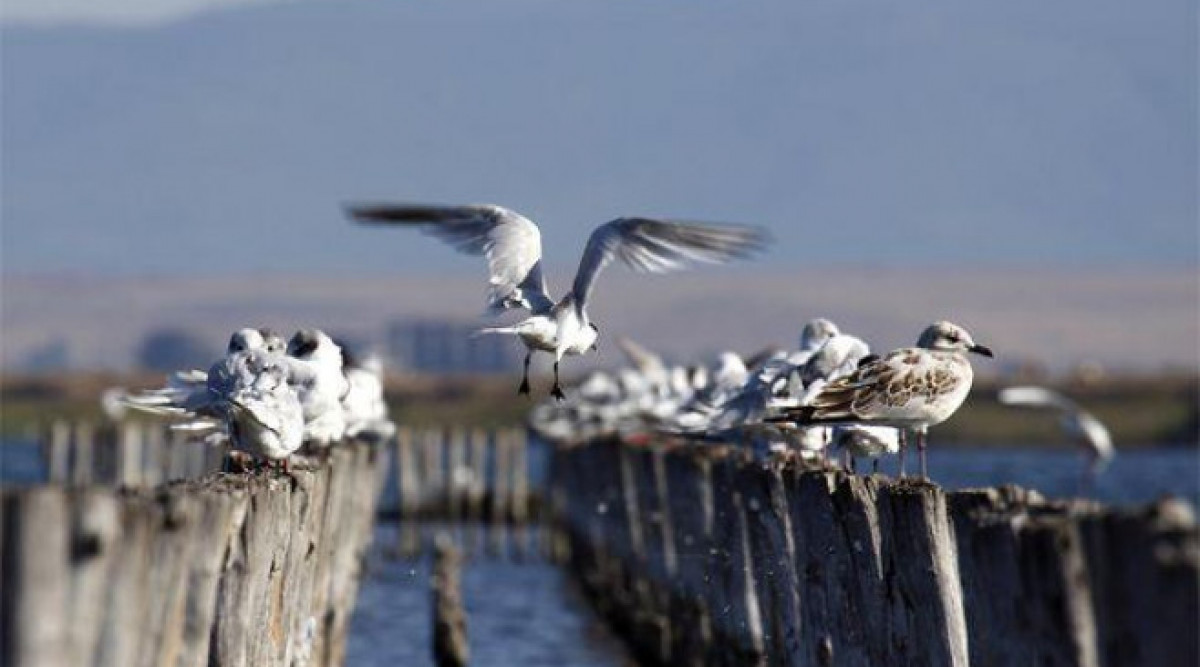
[347,203,768,399]
[998,385,1115,485]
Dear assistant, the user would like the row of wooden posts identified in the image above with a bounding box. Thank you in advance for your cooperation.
[550,437,1200,667]
[33,420,554,559]
[39,419,227,488]
[2,442,388,667]
[388,426,563,560]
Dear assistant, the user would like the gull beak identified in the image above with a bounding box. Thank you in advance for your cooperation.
[969,344,994,358]
[590,343,599,352]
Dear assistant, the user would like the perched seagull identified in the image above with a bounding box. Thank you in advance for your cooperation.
[123,328,275,419]
[337,342,397,443]
[284,329,350,446]
[797,318,841,360]
[224,357,305,465]
[347,203,767,399]
[999,386,1115,484]
[833,425,901,474]
[778,321,994,478]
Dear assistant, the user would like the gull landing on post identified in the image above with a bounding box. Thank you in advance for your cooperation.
[346,203,768,400]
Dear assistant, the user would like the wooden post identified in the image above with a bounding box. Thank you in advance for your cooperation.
[510,429,531,558]
[1,489,71,666]
[141,423,166,489]
[432,537,469,667]
[394,427,420,557]
[549,438,1199,667]
[465,427,489,556]
[2,441,387,667]
[71,421,96,486]
[118,422,144,488]
[46,420,72,484]
[446,426,466,524]
[489,429,511,557]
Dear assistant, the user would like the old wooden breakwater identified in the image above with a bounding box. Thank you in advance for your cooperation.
[550,438,1200,667]
[386,426,554,560]
[39,419,227,489]
[2,440,388,667]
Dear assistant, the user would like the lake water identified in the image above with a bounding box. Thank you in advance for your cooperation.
[347,525,632,667]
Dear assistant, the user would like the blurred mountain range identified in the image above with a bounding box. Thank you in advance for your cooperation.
[2,0,1195,276]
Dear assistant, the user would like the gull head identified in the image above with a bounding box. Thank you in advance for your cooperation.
[228,328,266,354]
[799,318,840,351]
[917,321,994,358]
[287,329,342,366]
[259,328,287,355]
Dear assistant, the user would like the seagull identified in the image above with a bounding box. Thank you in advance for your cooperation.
[223,356,305,465]
[777,321,994,478]
[122,327,275,419]
[999,386,1115,485]
[795,329,871,405]
[337,342,397,443]
[346,203,767,399]
[833,425,901,474]
[283,329,350,446]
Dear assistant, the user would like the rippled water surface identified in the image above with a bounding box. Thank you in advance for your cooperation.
[347,525,631,667]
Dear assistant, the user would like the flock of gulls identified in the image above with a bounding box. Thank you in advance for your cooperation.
[122,328,394,469]
[118,201,1114,482]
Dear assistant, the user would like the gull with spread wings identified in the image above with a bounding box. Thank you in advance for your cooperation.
[347,203,767,399]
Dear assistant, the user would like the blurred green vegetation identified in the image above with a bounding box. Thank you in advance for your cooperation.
[1,371,1195,448]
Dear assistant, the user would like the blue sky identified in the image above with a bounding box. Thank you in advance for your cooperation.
[2,0,1196,275]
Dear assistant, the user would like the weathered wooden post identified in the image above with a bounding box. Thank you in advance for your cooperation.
[45,420,72,484]
[71,421,96,486]
[394,427,420,557]
[464,427,489,555]
[489,429,511,556]
[432,536,469,667]
[117,422,145,488]
[510,428,531,558]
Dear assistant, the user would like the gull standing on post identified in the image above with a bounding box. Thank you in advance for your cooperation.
[778,321,994,478]
[284,329,350,446]
[347,203,767,399]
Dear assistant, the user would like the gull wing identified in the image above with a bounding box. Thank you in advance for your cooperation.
[347,203,554,314]
[998,386,1080,413]
[616,336,667,378]
[806,348,964,420]
[570,217,768,311]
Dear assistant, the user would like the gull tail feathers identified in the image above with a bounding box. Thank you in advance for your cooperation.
[472,326,521,338]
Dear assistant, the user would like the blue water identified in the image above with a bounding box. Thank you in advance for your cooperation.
[347,525,631,667]
[926,446,1200,506]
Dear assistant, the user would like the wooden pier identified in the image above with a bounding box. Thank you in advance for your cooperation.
[1,441,388,667]
[551,438,1200,667]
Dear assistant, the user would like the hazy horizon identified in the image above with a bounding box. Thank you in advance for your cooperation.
[4,267,1196,374]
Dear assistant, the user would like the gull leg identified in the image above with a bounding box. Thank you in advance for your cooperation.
[872,459,879,475]
[518,351,532,396]
[918,428,929,480]
[550,361,565,402]
[898,430,908,478]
